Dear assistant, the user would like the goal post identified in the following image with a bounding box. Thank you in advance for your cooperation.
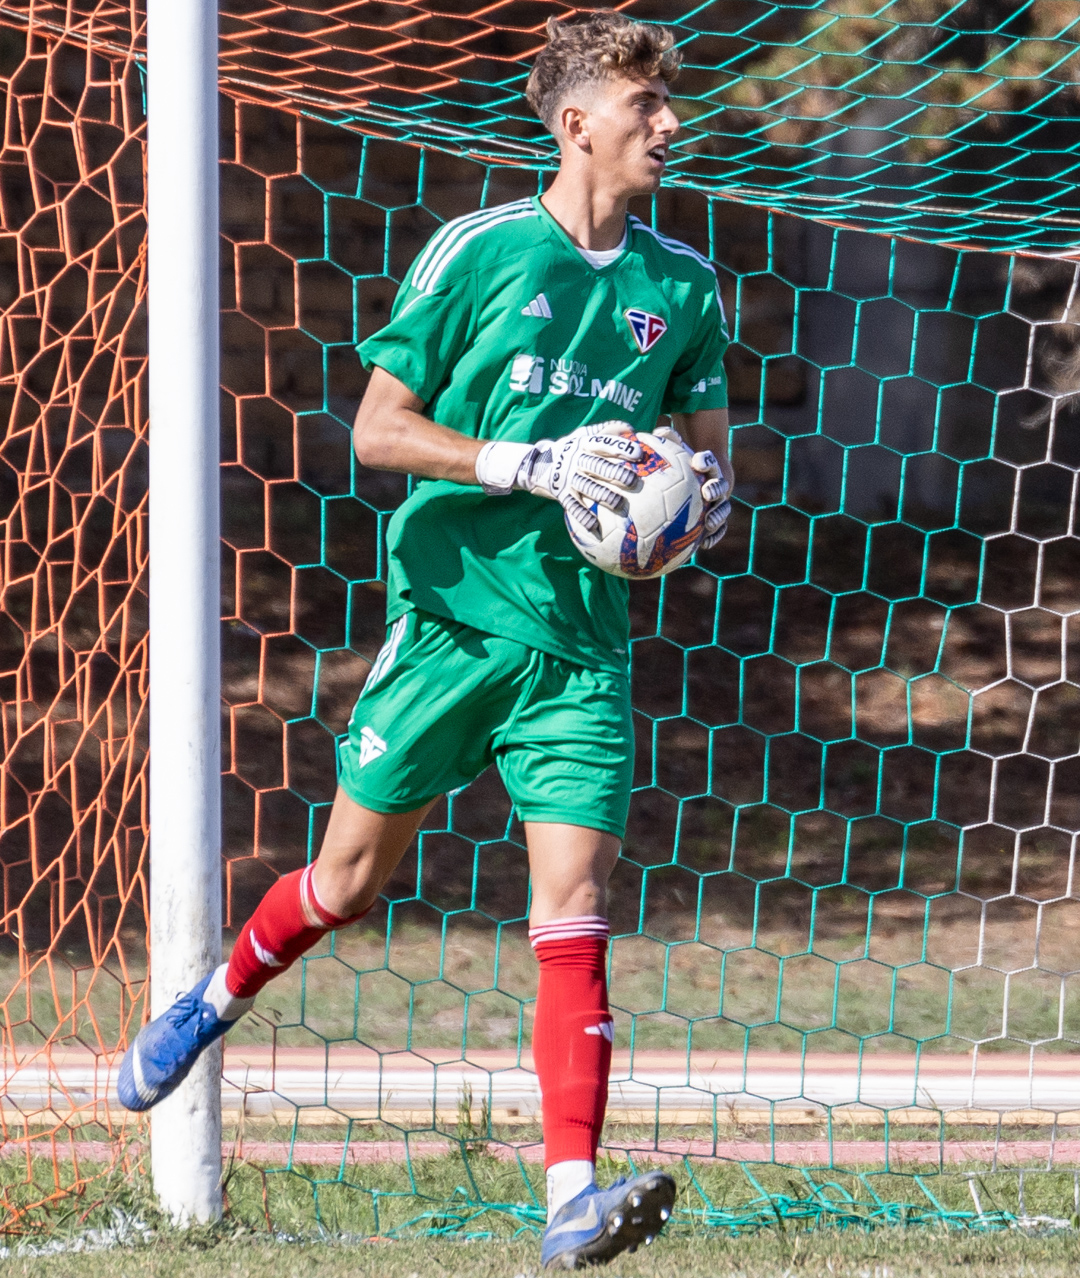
[146,0,223,1224]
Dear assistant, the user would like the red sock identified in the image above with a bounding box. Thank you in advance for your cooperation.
[530,916,613,1168]
[226,865,366,999]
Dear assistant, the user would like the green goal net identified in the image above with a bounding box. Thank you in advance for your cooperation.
[1,0,1080,1239]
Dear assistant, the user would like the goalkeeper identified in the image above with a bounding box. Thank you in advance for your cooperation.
[121,10,731,1269]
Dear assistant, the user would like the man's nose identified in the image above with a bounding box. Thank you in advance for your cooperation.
[658,102,679,139]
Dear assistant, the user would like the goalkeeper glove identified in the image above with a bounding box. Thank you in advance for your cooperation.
[474,422,642,535]
[653,423,732,549]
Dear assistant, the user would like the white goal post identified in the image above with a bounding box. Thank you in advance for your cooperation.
[145,0,223,1224]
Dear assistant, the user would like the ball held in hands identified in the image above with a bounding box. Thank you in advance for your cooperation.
[524,422,643,535]
[563,429,709,579]
[654,423,731,549]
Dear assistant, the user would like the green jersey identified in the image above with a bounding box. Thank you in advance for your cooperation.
[357,194,729,673]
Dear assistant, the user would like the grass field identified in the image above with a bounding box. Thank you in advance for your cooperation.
[2,1151,1080,1277]
[7,1228,1080,1278]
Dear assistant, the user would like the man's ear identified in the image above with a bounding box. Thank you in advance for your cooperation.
[557,102,592,153]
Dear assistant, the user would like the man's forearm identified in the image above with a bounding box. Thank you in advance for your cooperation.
[355,404,484,484]
[352,367,483,484]
[672,408,733,485]
[351,366,540,496]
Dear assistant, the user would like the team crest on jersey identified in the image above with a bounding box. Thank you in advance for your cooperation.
[624,308,667,353]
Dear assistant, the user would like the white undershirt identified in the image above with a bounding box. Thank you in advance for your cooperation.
[577,230,627,270]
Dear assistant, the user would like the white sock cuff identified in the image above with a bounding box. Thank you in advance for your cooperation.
[546,1160,596,1221]
[204,963,257,1023]
[529,915,609,949]
[304,862,368,929]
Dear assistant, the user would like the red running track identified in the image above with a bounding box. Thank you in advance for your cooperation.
[12,1138,1080,1167]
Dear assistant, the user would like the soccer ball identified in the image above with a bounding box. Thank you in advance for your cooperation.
[566,430,705,579]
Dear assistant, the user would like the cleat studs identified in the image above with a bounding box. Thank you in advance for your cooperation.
[630,1194,643,1208]
[609,1213,623,1234]
[660,1207,671,1221]
[646,1235,654,1245]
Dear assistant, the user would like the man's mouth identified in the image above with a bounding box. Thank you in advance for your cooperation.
[647,145,668,167]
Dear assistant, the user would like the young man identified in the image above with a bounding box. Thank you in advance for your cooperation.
[120,11,732,1269]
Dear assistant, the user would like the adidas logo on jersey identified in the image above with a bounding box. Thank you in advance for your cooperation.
[521,292,552,319]
[625,308,668,353]
[357,726,387,767]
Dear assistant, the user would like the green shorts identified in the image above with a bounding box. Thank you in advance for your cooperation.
[338,610,633,838]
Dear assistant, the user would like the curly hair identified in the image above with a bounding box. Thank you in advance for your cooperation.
[525,11,681,131]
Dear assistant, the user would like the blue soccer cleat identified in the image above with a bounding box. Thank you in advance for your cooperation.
[541,1170,677,1269]
[117,971,236,1111]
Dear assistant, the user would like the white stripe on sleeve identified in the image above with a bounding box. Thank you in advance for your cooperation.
[410,200,529,285]
[416,204,538,294]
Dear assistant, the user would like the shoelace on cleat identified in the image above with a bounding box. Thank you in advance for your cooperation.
[164,993,204,1029]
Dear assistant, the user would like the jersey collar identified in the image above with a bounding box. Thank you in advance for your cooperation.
[531,195,630,274]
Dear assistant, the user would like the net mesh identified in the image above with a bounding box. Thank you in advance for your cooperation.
[2,0,1080,1239]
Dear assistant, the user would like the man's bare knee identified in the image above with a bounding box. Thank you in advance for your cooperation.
[312,790,431,918]
[525,822,621,927]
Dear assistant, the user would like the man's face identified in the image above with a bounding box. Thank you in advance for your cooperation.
[569,75,680,196]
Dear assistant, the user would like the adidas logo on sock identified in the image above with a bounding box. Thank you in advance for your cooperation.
[251,933,284,968]
[521,292,552,319]
[358,725,387,767]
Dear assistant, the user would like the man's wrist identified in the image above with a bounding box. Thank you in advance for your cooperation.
[474,440,537,495]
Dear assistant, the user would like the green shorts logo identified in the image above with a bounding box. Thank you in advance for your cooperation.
[357,726,387,767]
